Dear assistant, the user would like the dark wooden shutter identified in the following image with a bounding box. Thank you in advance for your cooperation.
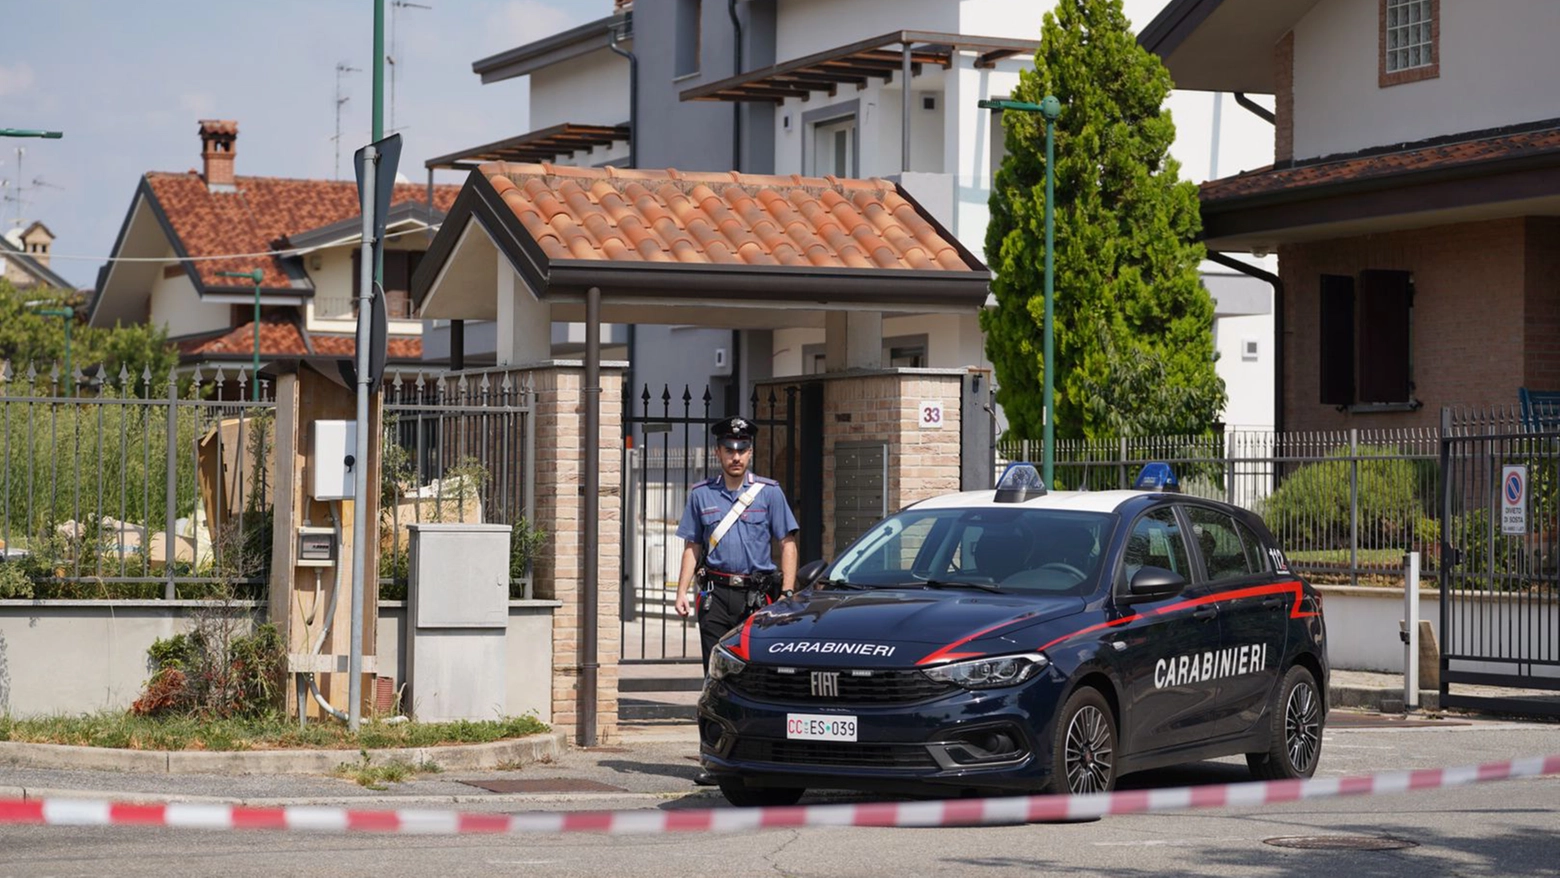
[1357,270,1412,403]
[1319,274,1356,406]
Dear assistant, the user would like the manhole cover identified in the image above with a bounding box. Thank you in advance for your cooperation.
[461,778,628,794]
[1264,835,1418,851]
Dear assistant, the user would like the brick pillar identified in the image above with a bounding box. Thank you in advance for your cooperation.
[1274,31,1295,164]
[760,371,964,560]
[527,364,623,744]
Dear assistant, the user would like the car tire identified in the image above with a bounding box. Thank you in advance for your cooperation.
[1246,664,1324,781]
[717,779,805,808]
[1044,686,1117,795]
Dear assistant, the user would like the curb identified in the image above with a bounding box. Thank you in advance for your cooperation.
[1331,683,1439,713]
[0,731,565,776]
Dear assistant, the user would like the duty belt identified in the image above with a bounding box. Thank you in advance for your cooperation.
[704,570,773,589]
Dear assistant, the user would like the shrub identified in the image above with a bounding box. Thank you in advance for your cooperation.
[510,517,548,587]
[132,619,285,719]
[1264,446,1427,549]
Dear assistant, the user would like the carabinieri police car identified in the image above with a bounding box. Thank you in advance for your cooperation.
[697,463,1328,807]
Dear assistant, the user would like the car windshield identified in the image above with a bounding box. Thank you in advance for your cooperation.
[826,507,1116,597]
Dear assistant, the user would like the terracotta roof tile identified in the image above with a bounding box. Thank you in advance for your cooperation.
[479,162,978,273]
[144,172,460,290]
[1201,126,1560,203]
[177,315,421,361]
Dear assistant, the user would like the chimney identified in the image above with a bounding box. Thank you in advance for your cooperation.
[199,119,238,191]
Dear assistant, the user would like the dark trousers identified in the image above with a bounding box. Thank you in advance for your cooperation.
[697,584,757,671]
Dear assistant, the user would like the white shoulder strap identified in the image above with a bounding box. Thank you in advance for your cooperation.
[709,479,767,552]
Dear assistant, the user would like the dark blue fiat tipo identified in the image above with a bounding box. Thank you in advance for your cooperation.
[698,463,1328,807]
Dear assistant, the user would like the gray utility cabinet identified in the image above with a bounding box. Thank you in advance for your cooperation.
[405,523,511,722]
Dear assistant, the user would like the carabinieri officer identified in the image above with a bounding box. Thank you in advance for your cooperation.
[674,415,800,670]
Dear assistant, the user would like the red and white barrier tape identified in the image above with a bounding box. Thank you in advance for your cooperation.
[3,754,1558,834]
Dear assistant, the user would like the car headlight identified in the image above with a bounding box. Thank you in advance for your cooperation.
[709,645,747,681]
[921,653,1050,689]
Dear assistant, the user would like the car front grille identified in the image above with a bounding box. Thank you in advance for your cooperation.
[729,667,957,705]
[731,738,938,770]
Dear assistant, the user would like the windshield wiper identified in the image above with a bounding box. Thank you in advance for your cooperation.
[818,577,871,590]
[922,578,1003,594]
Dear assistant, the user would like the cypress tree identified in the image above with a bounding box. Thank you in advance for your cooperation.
[981,0,1225,440]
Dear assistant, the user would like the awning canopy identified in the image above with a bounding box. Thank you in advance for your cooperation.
[425,123,631,172]
[679,31,1037,103]
[411,162,991,331]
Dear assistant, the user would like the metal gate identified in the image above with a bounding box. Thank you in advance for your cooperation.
[619,383,796,719]
[1438,409,1560,716]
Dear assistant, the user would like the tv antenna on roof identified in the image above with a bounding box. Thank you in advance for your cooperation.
[332,62,362,180]
[388,1,432,135]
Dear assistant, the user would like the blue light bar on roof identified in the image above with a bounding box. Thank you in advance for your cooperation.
[1134,462,1180,492]
[995,462,1047,503]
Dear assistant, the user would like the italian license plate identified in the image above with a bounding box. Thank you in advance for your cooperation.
[786,713,858,742]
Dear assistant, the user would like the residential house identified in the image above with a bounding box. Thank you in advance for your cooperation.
[1142,0,1560,432]
[89,120,461,373]
[433,0,1276,430]
[1,221,71,290]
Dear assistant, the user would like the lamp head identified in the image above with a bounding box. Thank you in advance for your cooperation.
[1040,95,1061,121]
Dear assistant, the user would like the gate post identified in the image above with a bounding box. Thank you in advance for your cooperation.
[527,364,624,744]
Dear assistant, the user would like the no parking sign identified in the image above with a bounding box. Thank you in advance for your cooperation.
[1501,465,1527,535]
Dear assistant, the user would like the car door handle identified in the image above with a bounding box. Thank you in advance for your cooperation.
[1261,596,1287,609]
[1192,605,1218,620]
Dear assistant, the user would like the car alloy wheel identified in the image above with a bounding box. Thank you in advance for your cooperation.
[1284,675,1321,773]
[1056,689,1115,795]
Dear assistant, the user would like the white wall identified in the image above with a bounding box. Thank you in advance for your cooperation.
[775,0,958,60]
[149,256,228,338]
[958,0,1047,40]
[1213,311,1275,430]
[529,48,632,130]
[1292,0,1560,160]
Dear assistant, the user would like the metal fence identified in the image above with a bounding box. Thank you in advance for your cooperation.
[0,362,275,600]
[1000,426,1443,585]
[380,368,536,600]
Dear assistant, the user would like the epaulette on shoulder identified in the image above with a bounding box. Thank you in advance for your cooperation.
[753,475,779,486]
[694,476,721,489]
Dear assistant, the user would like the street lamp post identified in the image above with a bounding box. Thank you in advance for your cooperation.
[217,269,264,398]
[0,130,63,139]
[980,95,1063,487]
[27,304,74,396]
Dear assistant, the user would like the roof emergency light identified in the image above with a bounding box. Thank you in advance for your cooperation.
[1134,462,1180,492]
[995,462,1047,503]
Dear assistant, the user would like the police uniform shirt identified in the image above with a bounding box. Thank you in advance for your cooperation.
[677,471,799,575]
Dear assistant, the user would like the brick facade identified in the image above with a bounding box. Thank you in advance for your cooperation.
[526,365,623,744]
[1279,218,1546,432]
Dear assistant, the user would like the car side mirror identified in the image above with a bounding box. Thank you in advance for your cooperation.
[1124,566,1186,603]
[797,559,828,589]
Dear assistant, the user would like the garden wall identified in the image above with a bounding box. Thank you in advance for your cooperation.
[0,600,556,720]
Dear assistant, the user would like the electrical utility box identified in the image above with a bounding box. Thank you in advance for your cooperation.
[310,420,356,501]
[405,523,511,722]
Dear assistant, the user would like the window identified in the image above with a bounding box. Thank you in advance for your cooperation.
[1318,270,1415,408]
[1185,507,1254,582]
[810,116,856,177]
[1122,507,1190,584]
[350,249,421,319]
[675,0,701,77]
[1380,0,1438,87]
[1242,339,1259,361]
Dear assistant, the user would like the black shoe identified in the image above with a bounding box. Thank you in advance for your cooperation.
[693,770,718,786]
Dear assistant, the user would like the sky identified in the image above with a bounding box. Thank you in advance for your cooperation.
[3,0,1274,289]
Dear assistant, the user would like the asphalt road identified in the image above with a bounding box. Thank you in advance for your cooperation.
[1,714,1557,877]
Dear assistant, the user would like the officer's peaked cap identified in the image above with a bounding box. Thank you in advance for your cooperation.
[712,416,756,442]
